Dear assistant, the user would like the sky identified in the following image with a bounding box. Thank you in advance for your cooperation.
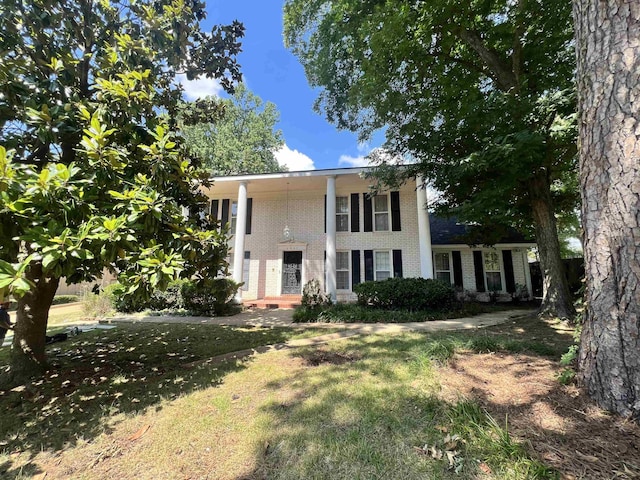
[176,1,384,172]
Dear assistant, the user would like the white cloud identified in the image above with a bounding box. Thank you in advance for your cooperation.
[275,144,315,171]
[175,74,224,101]
[338,154,371,167]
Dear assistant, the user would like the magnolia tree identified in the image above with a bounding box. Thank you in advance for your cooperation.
[0,0,244,382]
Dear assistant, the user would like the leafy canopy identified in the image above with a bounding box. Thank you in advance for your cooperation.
[0,0,244,301]
[180,83,286,175]
[284,0,578,233]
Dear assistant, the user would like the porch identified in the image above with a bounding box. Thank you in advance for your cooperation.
[243,295,302,310]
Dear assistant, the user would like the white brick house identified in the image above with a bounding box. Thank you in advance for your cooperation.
[203,167,534,304]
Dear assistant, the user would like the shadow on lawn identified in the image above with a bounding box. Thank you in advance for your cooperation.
[239,316,639,480]
[0,322,295,479]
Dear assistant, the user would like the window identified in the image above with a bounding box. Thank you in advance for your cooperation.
[336,196,349,232]
[336,251,350,290]
[373,195,389,231]
[434,252,452,284]
[230,201,238,231]
[242,251,250,291]
[374,251,391,280]
[484,251,502,291]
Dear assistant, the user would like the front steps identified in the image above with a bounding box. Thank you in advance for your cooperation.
[243,295,302,310]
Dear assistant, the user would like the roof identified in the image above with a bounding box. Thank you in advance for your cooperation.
[430,216,533,245]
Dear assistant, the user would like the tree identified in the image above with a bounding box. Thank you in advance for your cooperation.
[181,83,285,174]
[0,0,244,382]
[574,1,640,417]
[284,0,578,318]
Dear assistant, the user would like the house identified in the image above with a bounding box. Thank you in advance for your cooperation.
[202,167,534,305]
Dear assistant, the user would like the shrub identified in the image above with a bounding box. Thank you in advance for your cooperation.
[148,279,187,311]
[52,295,79,305]
[353,277,456,310]
[81,287,115,318]
[180,278,241,316]
[301,279,331,308]
[106,282,141,313]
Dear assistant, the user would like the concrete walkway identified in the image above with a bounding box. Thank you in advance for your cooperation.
[103,308,534,334]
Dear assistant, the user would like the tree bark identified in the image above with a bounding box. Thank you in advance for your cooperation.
[573,0,640,417]
[529,171,576,319]
[8,264,59,384]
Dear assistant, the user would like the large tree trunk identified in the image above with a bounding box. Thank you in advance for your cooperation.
[8,264,59,384]
[529,172,576,319]
[573,1,640,417]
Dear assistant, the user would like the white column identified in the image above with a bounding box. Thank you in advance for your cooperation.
[416,176,433,279]
[326,175,337,302]
[232,181,248,302]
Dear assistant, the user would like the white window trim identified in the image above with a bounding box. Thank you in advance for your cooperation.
[433,251,453,285]
[483,250,505,293]
[373,193,390,232]
[336,250,351,290]
[336,195,350,233]
[373,249,392,281]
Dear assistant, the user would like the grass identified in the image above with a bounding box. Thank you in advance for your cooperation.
[292,301,530,323]
[0,314,574,479]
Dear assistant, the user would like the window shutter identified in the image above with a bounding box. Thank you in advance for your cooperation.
[350,193,360,232]
[452,251,463,288]
[390,191,401,231]
[324,250,327,292]
[363,194,373,232]
[473,251,486,292]
[502,250,516,293]
[324,195,327,233]
[245,198,253,235]
[392,250,403,278]
[221,199,230,227]
[364,250,374,281]
[211,199,219,220]
[351,250,361,288]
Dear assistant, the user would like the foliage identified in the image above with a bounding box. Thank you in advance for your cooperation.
[284,0,578,317]
[180,83,285,175]
[51,295,79,305]
[301,278,332,308]
[354,278,456,310]
[81,287,115,318]
[180,278,241,316]
[0,0,244,378]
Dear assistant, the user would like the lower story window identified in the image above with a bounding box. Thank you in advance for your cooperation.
[484,251,502,291]
[242,251,250,291]
[375,251,391,280]
[336,251,350,290]
[434,252,452,284]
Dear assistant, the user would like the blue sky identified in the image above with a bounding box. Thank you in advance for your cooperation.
[176,1,383,171]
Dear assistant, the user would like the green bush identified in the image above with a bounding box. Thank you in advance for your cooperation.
[148,279,187,311]
[106,282,141,313]
[353,278,456,310]
[180,278,241,316]
[52,295,79,305]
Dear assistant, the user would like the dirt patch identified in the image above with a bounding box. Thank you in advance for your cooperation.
[439,352,640,479]
[298,348,362,366]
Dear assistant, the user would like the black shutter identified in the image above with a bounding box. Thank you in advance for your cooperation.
[324,250,326,292]
[390,191,401,231]
[324,195,327,233]
[363,194,373,232]
[221,199,230,227]
[393,250,403,278]
[245,198,253,235]
[452,251,463,288]
[502,250,516,293]
[473,251,486,292]
[211,199,219,220]
[364,250,374,281]
[350,193,360,232]
[351,250,361,288]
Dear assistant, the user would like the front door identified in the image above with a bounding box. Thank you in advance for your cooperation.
[282,251,303,294]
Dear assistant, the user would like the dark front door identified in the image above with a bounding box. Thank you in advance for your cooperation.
[282,251,303,294]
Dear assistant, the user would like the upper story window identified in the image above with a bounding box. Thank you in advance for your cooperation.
[484,251,502,291]
[434,252,452,284]
[336,196,349,232]
[230,201,238,231]
[374,194,389,231]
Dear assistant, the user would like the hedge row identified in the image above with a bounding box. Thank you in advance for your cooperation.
[353,277,456,310]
